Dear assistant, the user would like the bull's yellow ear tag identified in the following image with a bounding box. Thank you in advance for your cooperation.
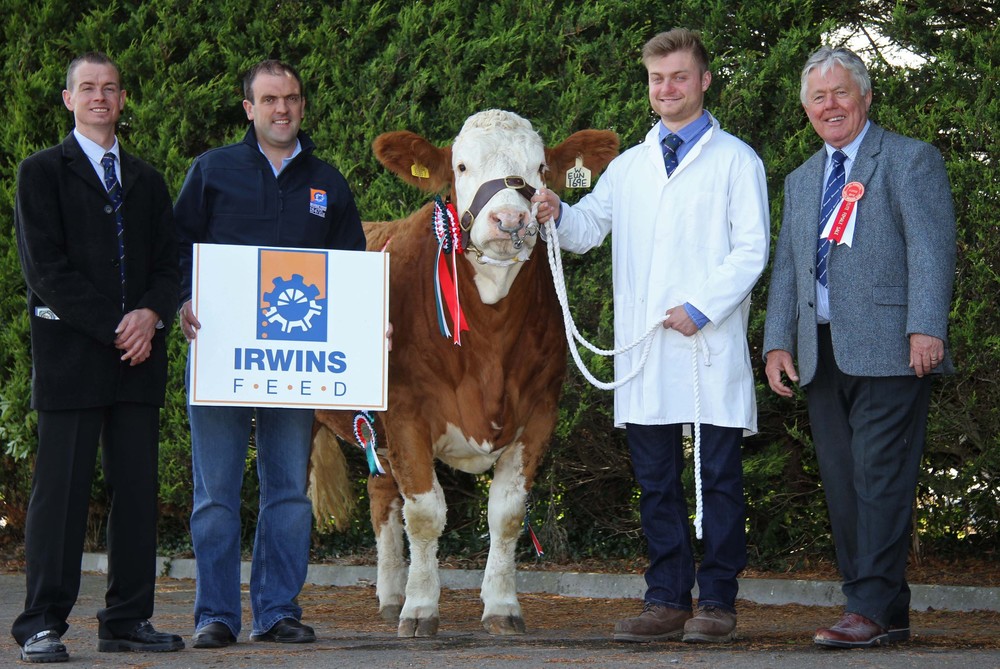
[565,157,592,189]
[411,163,430,179]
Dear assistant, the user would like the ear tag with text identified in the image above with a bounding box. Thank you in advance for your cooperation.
[411,163,430,179]
[565,157,592,189]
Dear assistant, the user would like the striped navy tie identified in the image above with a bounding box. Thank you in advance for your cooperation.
[816,150,847,288]
[101,152,126,307]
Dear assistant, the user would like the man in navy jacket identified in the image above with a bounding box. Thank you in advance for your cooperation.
[11,52,182,663]
[174,59,365,649]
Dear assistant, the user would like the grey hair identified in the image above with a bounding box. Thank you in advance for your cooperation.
[799,46,871,104]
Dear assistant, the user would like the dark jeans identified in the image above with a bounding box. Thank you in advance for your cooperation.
[626,422,747,612]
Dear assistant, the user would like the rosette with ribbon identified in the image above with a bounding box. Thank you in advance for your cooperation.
[353,410,386,477]
[432,196,468,344]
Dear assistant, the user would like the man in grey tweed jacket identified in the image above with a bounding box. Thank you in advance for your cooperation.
[763,46,955,649]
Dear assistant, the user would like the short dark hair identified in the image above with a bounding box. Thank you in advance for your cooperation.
[66,51,120,90]
[641,28,710,74]
[243,59,303,103]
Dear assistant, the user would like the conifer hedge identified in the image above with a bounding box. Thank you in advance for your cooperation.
[1,1,996,567]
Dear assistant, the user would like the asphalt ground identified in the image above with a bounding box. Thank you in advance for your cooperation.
[1,560,998,668]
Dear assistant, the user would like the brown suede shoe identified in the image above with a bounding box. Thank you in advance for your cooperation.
[613,602,691,642]
[682,605,737,643]
[814,612,888,649]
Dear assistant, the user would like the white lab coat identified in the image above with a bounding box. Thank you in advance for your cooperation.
[557,115,770,432]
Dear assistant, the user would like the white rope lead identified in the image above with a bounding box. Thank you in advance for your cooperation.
[691,338,704,540]
[543,219,660,390]
[542,216,708,539]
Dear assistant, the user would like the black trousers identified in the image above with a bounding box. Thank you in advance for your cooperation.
[806,324,931,628]
[11,403,161,644]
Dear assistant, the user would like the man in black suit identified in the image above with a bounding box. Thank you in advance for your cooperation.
[10,52,183,663]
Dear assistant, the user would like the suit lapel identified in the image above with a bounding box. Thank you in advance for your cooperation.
[119,150,140,199]
[61,133,108,198]
[794,149,827,252]
[848,123,883,187]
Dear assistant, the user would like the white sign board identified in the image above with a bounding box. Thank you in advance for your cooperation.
[189,243,389,410]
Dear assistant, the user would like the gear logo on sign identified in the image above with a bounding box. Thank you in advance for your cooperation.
[257,250,328,342]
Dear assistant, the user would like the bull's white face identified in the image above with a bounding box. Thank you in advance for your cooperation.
[452,111,547,304]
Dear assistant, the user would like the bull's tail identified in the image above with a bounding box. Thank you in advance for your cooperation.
[308,423,357,532]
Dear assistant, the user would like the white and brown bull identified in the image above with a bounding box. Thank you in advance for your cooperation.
[310,110,617,637]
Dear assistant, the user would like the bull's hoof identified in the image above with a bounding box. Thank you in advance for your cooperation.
[397,616,440,638]
[379,604,402,623]
[483,614,526,635]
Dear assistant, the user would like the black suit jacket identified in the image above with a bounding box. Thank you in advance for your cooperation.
[14,133,179,410]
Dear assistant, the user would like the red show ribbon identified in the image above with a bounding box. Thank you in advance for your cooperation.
[436,250,468,344]
[828,181,865,243]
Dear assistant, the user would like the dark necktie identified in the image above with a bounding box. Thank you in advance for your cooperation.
[816,150,847,288]
[101,152,125,307]
[662,133,682,177]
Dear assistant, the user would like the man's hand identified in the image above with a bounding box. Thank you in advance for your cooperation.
[114,308,159,366]
[662,305,699,337]
[180,300,201,342]
[531,187,563,225]
[765,349,799,398]
[909,333,945,378]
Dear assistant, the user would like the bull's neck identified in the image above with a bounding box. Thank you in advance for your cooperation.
[464,253,531,305]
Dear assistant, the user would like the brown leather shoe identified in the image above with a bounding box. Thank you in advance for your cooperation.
[814,612,888,649]
[682,605,737,643]
[613,602,691,642]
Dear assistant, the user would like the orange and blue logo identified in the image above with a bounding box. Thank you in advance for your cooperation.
[257,249,328,342]
[309,188,328,217]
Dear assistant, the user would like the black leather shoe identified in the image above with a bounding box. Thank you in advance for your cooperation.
[97,621,184,652]
[20,630,69,663]
[193,621,237,648]
[888,612,910,643]
[250,618,316,643]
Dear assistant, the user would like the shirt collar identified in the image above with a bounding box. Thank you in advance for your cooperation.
[73,128,119,164]
[825,120,871,164]
[259,139,303,176]
[658,110,711,145]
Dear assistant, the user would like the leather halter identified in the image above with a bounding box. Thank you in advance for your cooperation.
[459,176,537,250]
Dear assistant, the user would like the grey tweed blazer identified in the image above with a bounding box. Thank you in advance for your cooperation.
[763,122,956,386]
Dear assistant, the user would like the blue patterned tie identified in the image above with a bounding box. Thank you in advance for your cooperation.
[101,152,125,307]
[662,133,682,176]
[816,150,847,288]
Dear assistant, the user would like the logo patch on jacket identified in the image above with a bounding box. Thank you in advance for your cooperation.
[309,188,328,217]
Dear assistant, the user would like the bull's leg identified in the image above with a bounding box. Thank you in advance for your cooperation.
[397,473,446,637]
[481,442,528,635]
[368,471,405,622]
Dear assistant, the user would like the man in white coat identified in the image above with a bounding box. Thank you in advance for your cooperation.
[533,28,769,643]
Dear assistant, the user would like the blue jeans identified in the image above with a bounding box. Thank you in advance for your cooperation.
[189,403,315,637]
[626,423,747,612]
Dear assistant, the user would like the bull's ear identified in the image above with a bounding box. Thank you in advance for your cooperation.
[543,130,620,193]
[372,131,453,193]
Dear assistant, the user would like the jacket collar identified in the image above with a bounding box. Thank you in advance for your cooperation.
[842,121,883,188]
[241,124,316,158]
[61,132,136,198]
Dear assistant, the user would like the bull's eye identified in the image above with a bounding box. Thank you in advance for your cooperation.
[457,163,467,172]
[539,163,548,175]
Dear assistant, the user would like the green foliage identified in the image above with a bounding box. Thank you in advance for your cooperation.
[0,0,996,570]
